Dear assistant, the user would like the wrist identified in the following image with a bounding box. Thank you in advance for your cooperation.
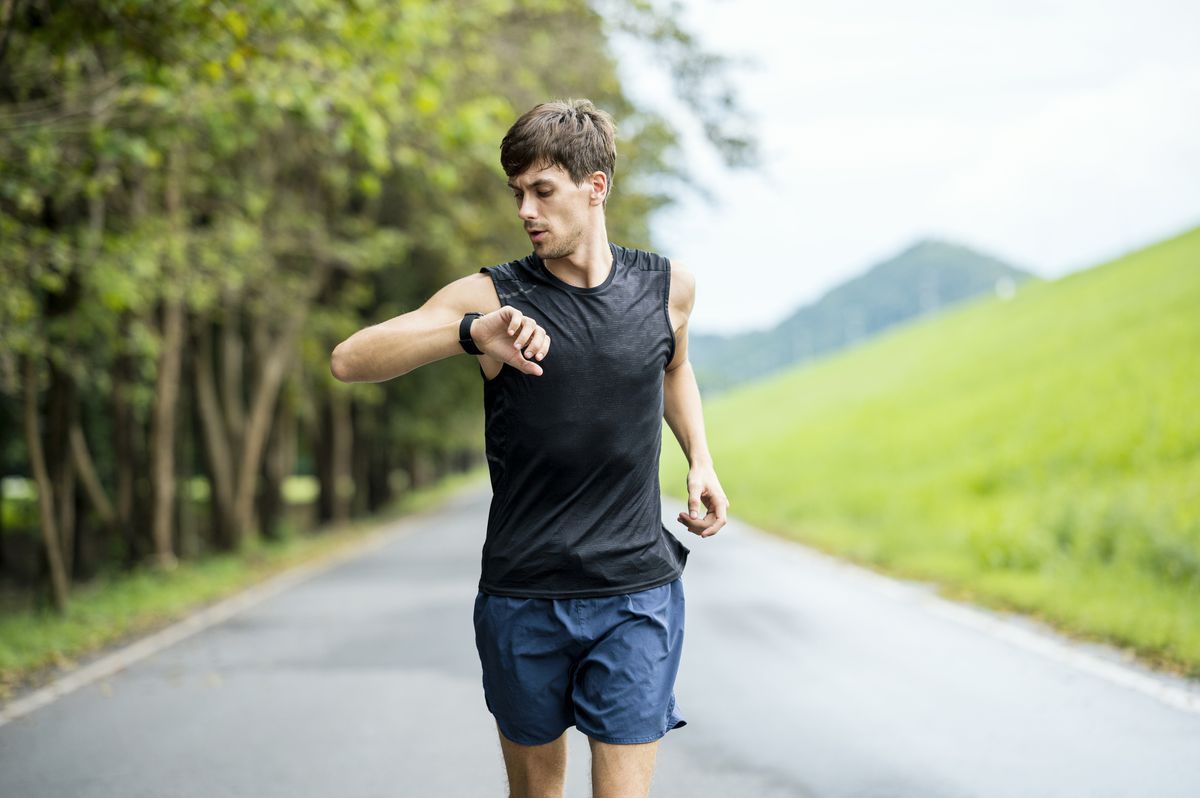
[458,312,484,355]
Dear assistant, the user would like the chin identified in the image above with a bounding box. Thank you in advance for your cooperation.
[538,243,568,260]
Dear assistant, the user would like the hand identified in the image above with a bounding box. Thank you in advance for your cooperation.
[676,463,728,538]
[470,306,551,376]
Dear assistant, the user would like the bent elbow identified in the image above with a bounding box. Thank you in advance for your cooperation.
[330,343,355,383]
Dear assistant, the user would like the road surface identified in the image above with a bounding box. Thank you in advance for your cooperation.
[2,478,1199,797]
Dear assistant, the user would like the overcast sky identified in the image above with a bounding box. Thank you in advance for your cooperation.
[614,0,1200,334]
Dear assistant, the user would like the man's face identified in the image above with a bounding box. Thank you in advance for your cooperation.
[507,162,601,260]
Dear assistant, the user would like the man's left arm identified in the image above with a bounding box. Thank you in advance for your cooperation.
[663,261,729,538]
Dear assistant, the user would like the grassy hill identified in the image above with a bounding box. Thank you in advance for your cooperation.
[663,224,1200,674]
[688,239,1037,393]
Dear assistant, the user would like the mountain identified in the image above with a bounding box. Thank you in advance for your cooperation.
[661,224,1200,673]
[688,239,1037,393]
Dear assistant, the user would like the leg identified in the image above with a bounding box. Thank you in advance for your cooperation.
[589,736,660,798]
[496,721,568,798]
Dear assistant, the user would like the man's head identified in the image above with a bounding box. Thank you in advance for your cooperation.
[500,99,617,259]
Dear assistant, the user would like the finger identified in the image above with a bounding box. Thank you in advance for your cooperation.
[522,328,546,359]
[676,510,715,536]
[712,493,729,524]
[514,352,543,376]
[505,308,525,336]
[700,501,724,537]
[513,317,537,349]
[535,332,550,361]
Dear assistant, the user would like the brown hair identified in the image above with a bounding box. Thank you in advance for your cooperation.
[500,99,617,202]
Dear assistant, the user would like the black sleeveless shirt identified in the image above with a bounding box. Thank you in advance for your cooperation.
[476,242,690,598]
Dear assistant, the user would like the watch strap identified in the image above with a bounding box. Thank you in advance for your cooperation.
[459,312,484,355]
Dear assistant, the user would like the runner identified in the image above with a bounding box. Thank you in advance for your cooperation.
[331,98,729,798]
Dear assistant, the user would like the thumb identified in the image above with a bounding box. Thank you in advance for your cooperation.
[688,487,704,520]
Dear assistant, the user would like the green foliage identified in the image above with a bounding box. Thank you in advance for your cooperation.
[0,0,753,608]
[663,226,1200,674]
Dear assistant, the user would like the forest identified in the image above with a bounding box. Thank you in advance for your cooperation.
[0,0,753,616]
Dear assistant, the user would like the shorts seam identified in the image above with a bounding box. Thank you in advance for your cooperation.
[577,726,668,745]
[496,721,573,747]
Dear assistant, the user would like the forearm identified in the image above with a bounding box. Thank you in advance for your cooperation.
[331,311,463,383]
[663,360,713,467]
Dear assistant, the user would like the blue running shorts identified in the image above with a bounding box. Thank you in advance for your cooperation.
[473,576,687,746]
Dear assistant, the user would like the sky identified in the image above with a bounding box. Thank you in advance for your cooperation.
[613,0,1200,334]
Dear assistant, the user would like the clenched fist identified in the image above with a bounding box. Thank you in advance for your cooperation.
[470,306,551,376]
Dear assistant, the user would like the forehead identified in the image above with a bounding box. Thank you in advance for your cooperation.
[507,162,574,189]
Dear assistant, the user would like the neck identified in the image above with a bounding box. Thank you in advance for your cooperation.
[543,221,612,289]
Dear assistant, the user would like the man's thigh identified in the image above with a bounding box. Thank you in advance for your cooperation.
[496,722,568,798]
[588,736,660,798]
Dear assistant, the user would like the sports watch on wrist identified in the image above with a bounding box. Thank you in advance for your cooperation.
[458,312,484,355]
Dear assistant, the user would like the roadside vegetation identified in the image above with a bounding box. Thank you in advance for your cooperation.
[0,467,486,699]
[664,225,1200,675]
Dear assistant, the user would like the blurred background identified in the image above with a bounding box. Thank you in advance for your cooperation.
[0,0,1197,723]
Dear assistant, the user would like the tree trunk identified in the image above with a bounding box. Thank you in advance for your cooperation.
[351,399,370,517]
[231,308,308,540]
[150,294,184,570]
[176,349,199,559]
[23,355,70,611]
[315,394,335,526]
[193,317,237,550]
[257,412,284,542]
[38,357,76,582]
[221,288,244,458]
[71,416,119,546]
[149,146,188,571]
[328,387,353,525]
[111,329,140,566]
[55,448,76,580]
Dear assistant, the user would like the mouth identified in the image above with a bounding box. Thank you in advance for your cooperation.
[527,229,548,243]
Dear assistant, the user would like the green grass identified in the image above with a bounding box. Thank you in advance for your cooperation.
[0,466,488,698]
[663,224,1200,675]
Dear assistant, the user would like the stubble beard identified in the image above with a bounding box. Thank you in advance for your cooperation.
[537,223,586,261]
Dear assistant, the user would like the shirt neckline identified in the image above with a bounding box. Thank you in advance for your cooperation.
[534,242,620,295]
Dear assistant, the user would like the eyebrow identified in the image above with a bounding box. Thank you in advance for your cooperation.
[507,178,554,190]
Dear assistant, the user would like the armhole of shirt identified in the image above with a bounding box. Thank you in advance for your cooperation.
[478,265,507,383]
[663,257,677,368]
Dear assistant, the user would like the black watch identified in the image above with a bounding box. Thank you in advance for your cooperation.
[459,312,484,355]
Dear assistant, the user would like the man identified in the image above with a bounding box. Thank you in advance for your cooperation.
[330,98,729,798]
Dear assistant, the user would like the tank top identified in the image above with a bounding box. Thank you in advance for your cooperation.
[475,241,691,598]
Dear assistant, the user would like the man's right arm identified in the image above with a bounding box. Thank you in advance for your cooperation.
[331,272,553,383]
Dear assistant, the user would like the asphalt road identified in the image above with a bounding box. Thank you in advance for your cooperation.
[2,478,1199,797]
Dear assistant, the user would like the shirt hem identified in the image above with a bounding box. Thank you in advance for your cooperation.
[478,565,684,599]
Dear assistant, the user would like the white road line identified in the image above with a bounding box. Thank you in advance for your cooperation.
[918,596,1200,715]
[0,519,415,729]
[734,520,1200,716]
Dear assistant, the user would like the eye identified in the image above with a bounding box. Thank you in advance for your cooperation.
[537,190,552,198]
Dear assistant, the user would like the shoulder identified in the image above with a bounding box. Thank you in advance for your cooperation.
[611,243,694,316]
[427,272,502,315]
[479,254,534,282]
[666,258,696,317]
[476,254,541,305]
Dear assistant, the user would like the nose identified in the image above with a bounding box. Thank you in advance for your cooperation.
[518,195,538,221]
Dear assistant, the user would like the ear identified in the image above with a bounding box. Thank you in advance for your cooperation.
[588,171,609,205]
